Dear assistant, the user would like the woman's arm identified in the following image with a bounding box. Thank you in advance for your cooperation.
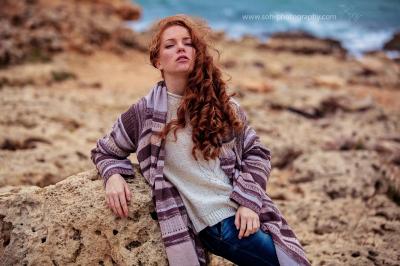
[230,103,272,216]
[90,99,143,189]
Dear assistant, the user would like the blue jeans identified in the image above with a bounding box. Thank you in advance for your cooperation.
[198,215,280,266]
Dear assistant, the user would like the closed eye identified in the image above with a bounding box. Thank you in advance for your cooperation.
[165,43,193,49]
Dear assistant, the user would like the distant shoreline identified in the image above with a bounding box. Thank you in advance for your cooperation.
[127,0,400,58]
[128,19,400,60]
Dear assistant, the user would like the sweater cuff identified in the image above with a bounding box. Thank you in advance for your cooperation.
[102,168,135,189]
[229,190,262,215]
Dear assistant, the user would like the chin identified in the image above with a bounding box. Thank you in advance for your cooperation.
[170,68,191,75]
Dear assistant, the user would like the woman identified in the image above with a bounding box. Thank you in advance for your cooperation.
[90,14,311,266]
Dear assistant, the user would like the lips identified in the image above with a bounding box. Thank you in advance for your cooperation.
[176,55,189,61]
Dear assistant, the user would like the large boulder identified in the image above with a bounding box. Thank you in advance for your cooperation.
[0,167,168,265]
[0,0,144,68]
[384,32,400,51]
[257,31,347,58]
[0,166,235,265]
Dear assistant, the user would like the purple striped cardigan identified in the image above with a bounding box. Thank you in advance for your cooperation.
[90,80,311,266]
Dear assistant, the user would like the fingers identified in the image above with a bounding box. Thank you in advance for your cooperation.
[235,206,261,239]
[106,195,110,209]
[109,193,127,218]
[244,219,256,237]
[235,212,240,230]
[255,218,260,233]
[112,194,123,217]
[109,196,116,215]
[105,177,131,219]
[235,212,246,239]
[237,216,260,239]
[119,192,129,217]
[238,215,246,239]
[124,183,132,203]
[243,218,254,238]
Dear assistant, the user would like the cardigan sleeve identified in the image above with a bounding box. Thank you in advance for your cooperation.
[90,98,144,189]
[229,103,272,215]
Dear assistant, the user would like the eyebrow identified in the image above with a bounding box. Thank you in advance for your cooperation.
[164,37,192,43]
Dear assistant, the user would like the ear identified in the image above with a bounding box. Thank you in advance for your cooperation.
[156,60,163,70]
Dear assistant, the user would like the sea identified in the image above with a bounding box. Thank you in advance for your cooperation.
[127,0,400,58]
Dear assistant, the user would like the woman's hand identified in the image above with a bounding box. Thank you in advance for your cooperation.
[105,174,132,218]
[235,206,260,239]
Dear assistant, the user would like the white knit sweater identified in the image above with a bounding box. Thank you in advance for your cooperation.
[163,90,238,233]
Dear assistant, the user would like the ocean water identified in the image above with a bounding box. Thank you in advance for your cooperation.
[127,0,400,57]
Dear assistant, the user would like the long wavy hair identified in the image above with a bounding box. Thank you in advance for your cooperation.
[149,14,245,161]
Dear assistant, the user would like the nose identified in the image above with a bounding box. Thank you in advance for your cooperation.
[176,41,186,51]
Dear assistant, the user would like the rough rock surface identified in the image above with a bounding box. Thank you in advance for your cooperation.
[0,167,239,265]
[384,31,400,51]
[0,168,167,265]
[0,0,143,68]
[256,31,347,58]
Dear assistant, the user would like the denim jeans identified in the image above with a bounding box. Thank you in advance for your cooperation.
[198,215,280,266]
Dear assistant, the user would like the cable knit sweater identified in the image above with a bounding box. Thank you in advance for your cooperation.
[164,91,238,233]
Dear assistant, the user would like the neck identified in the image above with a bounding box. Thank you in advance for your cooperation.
[163,74,187,96]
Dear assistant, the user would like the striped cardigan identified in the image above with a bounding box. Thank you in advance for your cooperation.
[90,80,311,266]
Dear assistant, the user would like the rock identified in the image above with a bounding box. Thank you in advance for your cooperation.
[0,167,236,265]
[263,62,291,78]
[114,3,141,21]
[383,32,400,51]
[358,57,385,75]
[268,88,374,119]
[291,151,386,200]
[257,31,347,57]
[273,145,303,169]
[313,75,346,89]
[371,139,400,168]
[0,137,52,151]
[320,95,374,112]
[269,31,316,39]
[252,60,265,69]
[239,81,274,93]
[0,168,169,265]
[348,54,400,88]
[222,59,237,69]
[239,34,262,47]
[0,0,143,68]
[113,27,147,51]
[210,30,227,42]
[322,136,366,151]
[372,139,400,154]
[377,134,400,143]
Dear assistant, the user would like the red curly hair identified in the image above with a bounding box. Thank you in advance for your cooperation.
[149,14,244,161]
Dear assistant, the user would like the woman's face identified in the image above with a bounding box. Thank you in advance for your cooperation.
[156,25,196,76]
